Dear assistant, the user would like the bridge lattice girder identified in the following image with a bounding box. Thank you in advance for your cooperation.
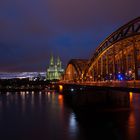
[85,17,140,76]
[65,59,88,80]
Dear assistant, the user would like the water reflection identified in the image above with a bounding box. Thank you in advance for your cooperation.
[47,92,51,102]
[127,92,140,140]
[20,91,26,99]
[58,94,63,107]
[6,92,10,96]
[0,91,140,140]
[69,113,78,135]
[129,92,133,103]
[128,110,136,137]
[31,91,35,107]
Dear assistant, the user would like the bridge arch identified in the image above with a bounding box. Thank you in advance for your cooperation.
[85,17,140,81]
[64,59,88,82]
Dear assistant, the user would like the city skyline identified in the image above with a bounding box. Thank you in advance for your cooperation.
[0,0,140,72]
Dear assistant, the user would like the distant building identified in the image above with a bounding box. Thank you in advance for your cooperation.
[46,54,64,80]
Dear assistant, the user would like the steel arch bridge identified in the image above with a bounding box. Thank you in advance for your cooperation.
[64,59,88,82]
[85,17,140,81]
[64,17,140,84]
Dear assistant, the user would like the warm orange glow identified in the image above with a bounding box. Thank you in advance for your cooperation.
[58,94,63,106]
[128,111,135,128]
[59,85,63,92]
[128,110,136,139]
[129,92,133,103]
[58,94,63,100]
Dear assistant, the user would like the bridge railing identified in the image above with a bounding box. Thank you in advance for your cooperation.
[60,80,140,88]
[83,80,140,88]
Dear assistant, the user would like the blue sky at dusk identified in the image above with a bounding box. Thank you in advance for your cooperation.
[0,0,140,72]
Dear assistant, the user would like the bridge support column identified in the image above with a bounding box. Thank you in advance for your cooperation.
[113,47,116,80]
[121,47,125,77]
[121,43,127,77]
[96,61,99,81]
[132,40,138,80]
[106,54,109,79]
[119,50,123,74]
[118,59,120,74]
[101,57,103,81]
[92,68,95,81]
[126,51,129,76]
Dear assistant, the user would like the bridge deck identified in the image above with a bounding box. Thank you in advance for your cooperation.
[59,80,140,93]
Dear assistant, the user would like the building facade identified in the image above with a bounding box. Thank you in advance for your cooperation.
[46,55,64,80]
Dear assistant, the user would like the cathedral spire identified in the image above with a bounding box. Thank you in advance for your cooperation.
[50,53,54,66]
[57,56,61,68]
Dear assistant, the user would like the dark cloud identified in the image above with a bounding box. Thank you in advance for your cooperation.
[48,0,139,28]
[0,0,140,71]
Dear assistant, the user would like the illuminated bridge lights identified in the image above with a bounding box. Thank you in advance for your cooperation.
[64,17,140,83]
[117,73,124,81]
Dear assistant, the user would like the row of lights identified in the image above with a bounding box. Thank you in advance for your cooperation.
[85,70,133,81]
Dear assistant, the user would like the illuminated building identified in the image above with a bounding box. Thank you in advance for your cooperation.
[46,54,64,80]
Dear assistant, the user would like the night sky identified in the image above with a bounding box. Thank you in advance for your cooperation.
[0,0,140,72]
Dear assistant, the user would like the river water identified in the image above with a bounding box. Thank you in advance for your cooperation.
[0,91,140,140]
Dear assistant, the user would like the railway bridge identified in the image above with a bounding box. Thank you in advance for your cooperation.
[63,17,140,89]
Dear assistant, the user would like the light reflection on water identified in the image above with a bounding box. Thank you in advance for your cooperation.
[58,94,63,107]
[69,112,78,136]
[0,91,140,140]
[0,91,79,140]
[127,92,140,140]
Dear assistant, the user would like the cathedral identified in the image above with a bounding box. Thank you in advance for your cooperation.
[46,55,64,80]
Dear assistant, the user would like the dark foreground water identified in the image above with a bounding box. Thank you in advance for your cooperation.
[0,91,140,140]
